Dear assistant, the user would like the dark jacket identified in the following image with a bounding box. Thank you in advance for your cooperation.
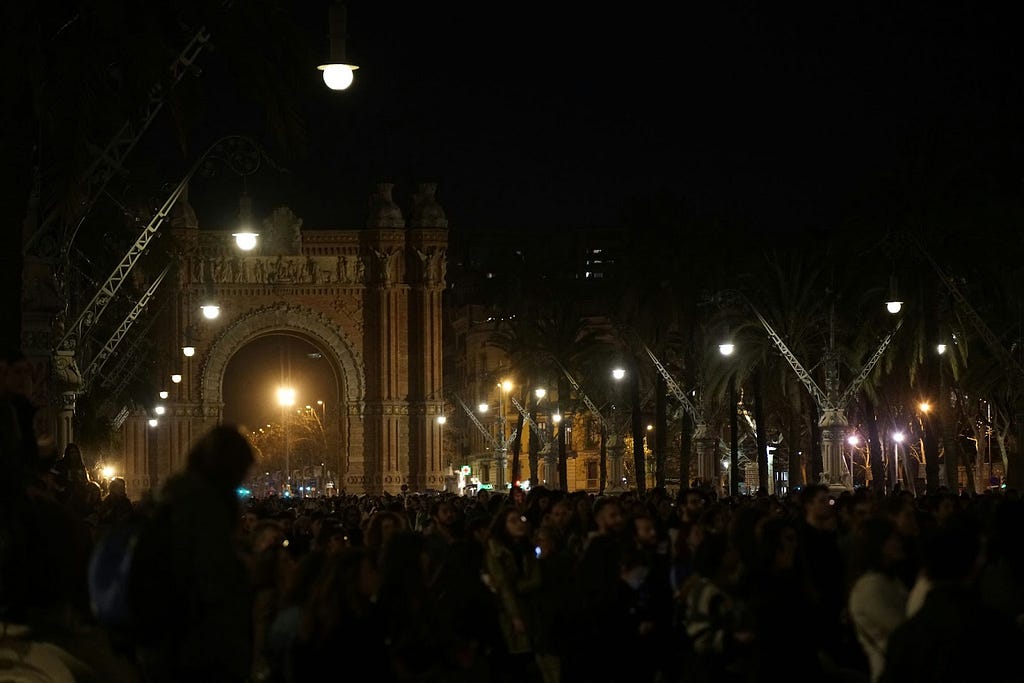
[134,471,253,683]
[880,584,1024,683]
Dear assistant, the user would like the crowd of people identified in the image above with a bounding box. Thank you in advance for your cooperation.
[3,352,1024,682]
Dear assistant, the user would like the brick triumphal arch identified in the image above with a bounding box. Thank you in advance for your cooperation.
[119,182,448,495]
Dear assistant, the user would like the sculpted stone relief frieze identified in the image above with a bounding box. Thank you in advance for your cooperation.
[189,248,445,288]
[193,253,364,285]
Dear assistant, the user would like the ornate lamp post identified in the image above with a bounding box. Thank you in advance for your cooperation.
[277,386,296,494]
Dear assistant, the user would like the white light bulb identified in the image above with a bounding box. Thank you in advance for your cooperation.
[318,63,356,90]
[233,232,258,251]
[171,374,182,384]
[719,343,735,356]
[886,301,903,314]
[182,346,196,357]
[159,391,169,400]
[148,418,159,427]
[201,304,220,320]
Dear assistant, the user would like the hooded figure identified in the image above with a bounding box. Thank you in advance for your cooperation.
[132,424,256,683]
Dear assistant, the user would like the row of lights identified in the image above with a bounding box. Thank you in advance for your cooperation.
[150,0,359,423]
[201,0,362,316]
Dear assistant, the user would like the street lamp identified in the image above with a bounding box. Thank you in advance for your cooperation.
[159,390,168,399]
[317,1,359,90]
[232,188,259,251]
[436,414,447,490]
[892,431,905,491]
[200,302,220,320]
[171,373,182,384]
[847,435,861,486]
[278,386,296,494]
[885,274,903,314]
[497,379,514,489]
[720,340,739,496]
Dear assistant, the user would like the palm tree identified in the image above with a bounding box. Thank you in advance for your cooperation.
[485,239,605,492]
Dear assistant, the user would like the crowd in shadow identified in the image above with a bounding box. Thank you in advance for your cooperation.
[3,350,1024,682]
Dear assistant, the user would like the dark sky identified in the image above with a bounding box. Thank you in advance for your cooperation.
[196,3,1021,425]
[181,2,1023,235]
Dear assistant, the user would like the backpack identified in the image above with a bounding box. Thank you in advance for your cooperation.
[88,504,179,641]
[87,517,144,631]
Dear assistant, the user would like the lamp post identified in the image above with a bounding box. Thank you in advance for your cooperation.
[719,340,740,497]
[317,1,359,90]
[550,411,563,487]
[609,367,626,491]
[436,414,449,492]
[847,435,861,487]
[892,431,904,493]
[277,386,295,494]
[496,379,513,490]
[533,388,558,487]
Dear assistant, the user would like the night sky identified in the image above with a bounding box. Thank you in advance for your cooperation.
[8,2,1022,427]
[129,2,1024,427]
[182,2,1024,235]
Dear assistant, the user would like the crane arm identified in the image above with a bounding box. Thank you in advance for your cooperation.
[717,289,832,411]
[510,395,547,447]
[911,235,1024,381]
[455,394,498,450]
[26,25,213,258]
[82,262,172,387]
[54,177,186,354]
[837,318,904,410]
[643,344,705,426]
[55,134,258,356]
[555,360,611,431]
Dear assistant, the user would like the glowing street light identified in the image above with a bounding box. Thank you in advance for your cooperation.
[159,390,169,399]
[171,374,182,384]
[233,231,258,251]
[317,2,359,90]
[278,386,296,493]
[885,274,903,314]
[612,367,626,380]
[182,345,196,357]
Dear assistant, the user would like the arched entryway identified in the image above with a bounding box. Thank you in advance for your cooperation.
[115,182,448,496]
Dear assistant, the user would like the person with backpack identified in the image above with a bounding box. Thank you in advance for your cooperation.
[130,424,256,683]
